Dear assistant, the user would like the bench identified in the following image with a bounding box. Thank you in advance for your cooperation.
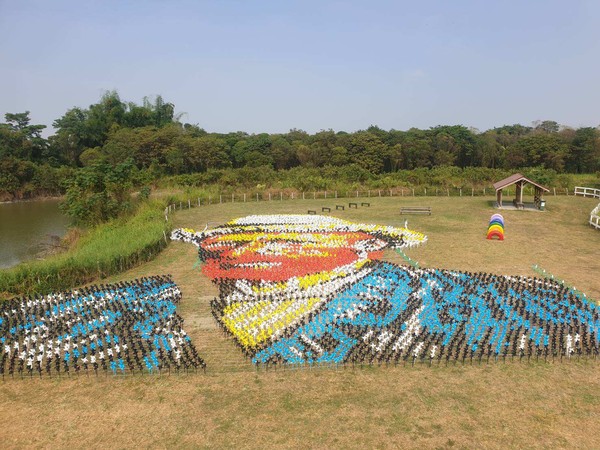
[308,210,316,215]
[361,202,370,207]
[400,206,431,215]
[336,205,345,210]
[349,202,358,209]
[322,207,331,212]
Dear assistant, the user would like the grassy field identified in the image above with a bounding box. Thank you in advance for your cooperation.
[2,195,600,449]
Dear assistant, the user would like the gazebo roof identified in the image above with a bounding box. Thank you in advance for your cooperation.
[493,173,550,192]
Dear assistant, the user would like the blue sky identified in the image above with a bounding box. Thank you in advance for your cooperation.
[1,0,599,134]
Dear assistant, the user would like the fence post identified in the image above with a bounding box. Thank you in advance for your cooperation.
[460,188,462,197]
[357,191,359,198]
[256,193,259,202]
[412,189,415,196]
[179,202,182,210]
[269,192,271,201]
[424,188,427,196]
[244,193,246,202]
[188,199,191,208]
[378,190,381,197]
[280,192,283,201]
[198,197,200,206]
[472,188,474,197]
[232,193,234,203]
[447,189,450,197]
[483,188,486,195]
[219,195,222,204]
[303,192,305,200]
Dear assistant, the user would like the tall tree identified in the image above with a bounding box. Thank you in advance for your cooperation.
[347,131,388,174]
[0,112,47,161]
[566,127,600,173]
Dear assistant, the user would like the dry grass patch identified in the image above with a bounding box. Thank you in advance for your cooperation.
[1,364,599,449]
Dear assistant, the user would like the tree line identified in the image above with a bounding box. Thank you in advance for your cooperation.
[1,91,599,222]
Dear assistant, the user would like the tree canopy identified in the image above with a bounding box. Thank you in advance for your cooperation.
[2,91,600,207]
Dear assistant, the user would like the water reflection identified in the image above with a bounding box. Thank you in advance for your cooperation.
[0,199,69,269]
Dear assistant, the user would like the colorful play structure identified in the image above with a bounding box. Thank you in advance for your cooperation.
[487,214,505,240]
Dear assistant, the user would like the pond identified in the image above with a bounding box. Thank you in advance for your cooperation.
[0,199,69,269]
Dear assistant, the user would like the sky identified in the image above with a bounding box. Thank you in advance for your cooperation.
[1,0,599,135]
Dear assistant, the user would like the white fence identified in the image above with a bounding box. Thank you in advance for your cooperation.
[574,186,600,199]
[590,204,600,230]
[574,186,600,230]
[163,186,576,222]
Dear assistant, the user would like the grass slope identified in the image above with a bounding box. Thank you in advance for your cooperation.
[2,195,599,449]
[0,202,169,298]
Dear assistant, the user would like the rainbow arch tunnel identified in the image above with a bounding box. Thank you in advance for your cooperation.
[487,214,504,240]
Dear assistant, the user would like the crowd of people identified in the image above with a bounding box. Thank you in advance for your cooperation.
[173,214,599,367]
[0,275,205,377]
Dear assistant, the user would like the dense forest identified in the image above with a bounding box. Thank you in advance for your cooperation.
[2,91,599,222]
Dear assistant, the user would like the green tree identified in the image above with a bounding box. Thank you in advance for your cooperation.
[479,131,505,169]
[533,120,560,133]
[401,129,433,169]
[52,92,180,167]
[268,135,295,169]
[61,160,134,225]
[0,112,47,161]
[347,131,388,174]
[566,127,600,173]
[185,135,231,172]
[330,146,349,167]
[51,107,89,165]
[430,125,478,167]
[508,134,568,171]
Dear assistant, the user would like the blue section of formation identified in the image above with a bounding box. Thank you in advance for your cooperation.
[0,276,205,376]
[251,263,599,365]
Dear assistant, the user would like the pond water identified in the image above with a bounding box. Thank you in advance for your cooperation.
[0,199,69,269]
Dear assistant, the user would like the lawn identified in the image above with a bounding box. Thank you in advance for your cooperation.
[1,195,599,449]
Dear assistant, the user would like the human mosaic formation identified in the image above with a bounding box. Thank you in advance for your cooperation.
[0,275,205,378]
[172,214,600,367]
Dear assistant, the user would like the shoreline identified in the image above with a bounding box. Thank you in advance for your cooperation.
[0,195,64,205]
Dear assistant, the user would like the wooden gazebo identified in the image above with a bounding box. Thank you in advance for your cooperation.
[493,173,550,210]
